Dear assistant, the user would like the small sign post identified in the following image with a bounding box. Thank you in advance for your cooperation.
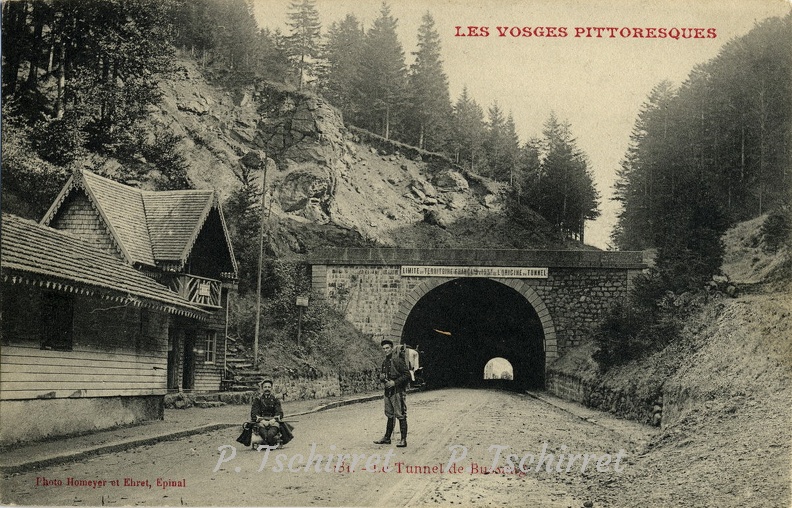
[296,296,309,347]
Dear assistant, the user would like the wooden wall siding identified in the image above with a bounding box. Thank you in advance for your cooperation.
[189,309,227,392]
[193,361,222,392]
[1,346,167,399]
[195,308,225,392]
[169,327,224,392]
[50,192,121,260]
[0,294,170,401]
[167,309,226,392]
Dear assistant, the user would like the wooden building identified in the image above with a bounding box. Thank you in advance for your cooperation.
[0,170,237,445]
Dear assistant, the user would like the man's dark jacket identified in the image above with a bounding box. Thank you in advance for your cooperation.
[251,393,283,421]
[381,353,411,395]
[249,393,293,445]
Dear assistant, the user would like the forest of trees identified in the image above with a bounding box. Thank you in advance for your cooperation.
[591,14,791,370]
[1,0,600,241]
[612,15,791,287]
[2,0,192,216]
[4,0,789,253]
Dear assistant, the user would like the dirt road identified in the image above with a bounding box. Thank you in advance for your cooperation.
[2,389,651,507]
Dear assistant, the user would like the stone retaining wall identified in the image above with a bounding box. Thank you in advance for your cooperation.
[165,370,380,409]
[546,370,664,426]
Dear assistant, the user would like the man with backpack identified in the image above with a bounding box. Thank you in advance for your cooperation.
[374,339,411,447]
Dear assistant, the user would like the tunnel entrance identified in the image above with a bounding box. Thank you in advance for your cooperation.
[400,278,545,391]
[483,357,514,390]
[484,357,514,380]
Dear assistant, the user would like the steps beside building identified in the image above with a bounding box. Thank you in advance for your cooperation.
[223,336,266,392]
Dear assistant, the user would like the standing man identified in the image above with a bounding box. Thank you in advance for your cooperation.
[374,339,411,447]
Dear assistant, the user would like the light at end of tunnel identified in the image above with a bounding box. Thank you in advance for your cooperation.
[433,329,452,336]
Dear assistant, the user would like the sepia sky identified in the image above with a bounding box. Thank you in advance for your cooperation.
[252,0,791,249]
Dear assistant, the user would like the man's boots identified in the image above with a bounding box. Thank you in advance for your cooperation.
[396,418,407,447]
[374,417,394,444]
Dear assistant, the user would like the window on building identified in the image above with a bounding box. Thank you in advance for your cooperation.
[41,292,74,351]
[2,284,40,345]
[204,330,216,363]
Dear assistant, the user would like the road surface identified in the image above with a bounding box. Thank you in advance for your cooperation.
[1,389,649,506]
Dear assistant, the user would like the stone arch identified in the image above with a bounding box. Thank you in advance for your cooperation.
[387,277,558,360]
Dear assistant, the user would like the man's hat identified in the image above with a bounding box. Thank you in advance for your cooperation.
[259,378,273,387]
[380,339,394,347]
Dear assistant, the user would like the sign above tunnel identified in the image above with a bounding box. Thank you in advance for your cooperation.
[400,266,549,278]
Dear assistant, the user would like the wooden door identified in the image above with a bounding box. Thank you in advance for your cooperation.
[182,330,196,390]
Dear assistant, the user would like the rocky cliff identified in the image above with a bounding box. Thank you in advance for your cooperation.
[150,57,584,256]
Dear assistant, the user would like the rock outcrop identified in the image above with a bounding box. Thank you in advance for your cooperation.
[252,82,346,167]
[153,57,579,255]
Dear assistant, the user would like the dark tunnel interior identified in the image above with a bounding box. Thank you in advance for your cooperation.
[400,278,545,391]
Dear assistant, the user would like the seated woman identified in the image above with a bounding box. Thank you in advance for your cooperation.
[250,379,294,448]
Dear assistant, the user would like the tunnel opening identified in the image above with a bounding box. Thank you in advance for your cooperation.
[400,278,545,391]
[483,357,514,390]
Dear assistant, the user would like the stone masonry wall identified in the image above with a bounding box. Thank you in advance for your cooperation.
[546,370,663,426]
[320,265,423,339]
[528,268,630,349]
[312,264,639,356]
[165,371,380,409]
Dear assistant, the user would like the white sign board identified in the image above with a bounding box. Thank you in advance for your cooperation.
[198,283,211,297]
[400,266,548,278]
[296,296,310,307]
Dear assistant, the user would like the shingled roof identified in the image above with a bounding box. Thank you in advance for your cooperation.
[40,169,237,276]
[1,214,208,319]
[142,191,216,263]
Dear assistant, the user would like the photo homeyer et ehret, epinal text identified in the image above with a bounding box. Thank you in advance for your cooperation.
[1,0,790,506]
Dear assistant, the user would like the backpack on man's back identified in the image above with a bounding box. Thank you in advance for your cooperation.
[394,344,419,381]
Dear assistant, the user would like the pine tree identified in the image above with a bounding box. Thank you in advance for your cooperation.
[483,101,505,178]
[514,137,542,203]
[285,0,322,90]
[405,12,452,151]
[357,2,407,139]
[612,80,676,250]
[320,14,365,123]
[252,28,292,80]
[536,113,599,240]
[502,113,521,185]
[482,106,521,182]
[171,0,217,61]
[450,86,486,171]
[214,0,260,73]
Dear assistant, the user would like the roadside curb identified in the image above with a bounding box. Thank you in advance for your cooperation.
[0,423,235,476]
[523,390,597,423]
[1,393,382,476]
[303,394,382,414]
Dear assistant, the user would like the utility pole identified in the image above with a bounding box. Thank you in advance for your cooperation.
[297,306,303,347]
[252,159,269,370]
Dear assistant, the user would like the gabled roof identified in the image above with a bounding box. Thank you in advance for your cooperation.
[142,191,216,264]
[41,169,237,276]
[41,170,155,266]
[1,214,208,319]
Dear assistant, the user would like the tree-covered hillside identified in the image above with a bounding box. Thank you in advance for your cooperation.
[590,15,792,371]
[2,0,599,243]
[612,15,791,286]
